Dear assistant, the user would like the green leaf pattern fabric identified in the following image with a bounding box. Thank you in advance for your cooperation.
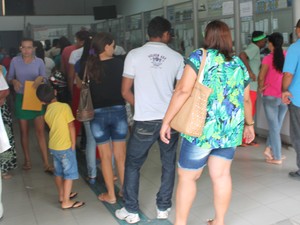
[182,49,250,149]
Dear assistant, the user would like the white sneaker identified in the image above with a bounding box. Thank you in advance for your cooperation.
[156,207,171,219]
[115,207,140,224]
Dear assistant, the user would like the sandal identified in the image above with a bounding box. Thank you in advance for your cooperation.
[22,161,32,170]
[62,201,85,210]
[266,159,282,165]
[85,177,96,185]
[263,147,273,160]
[44,166,54,175]
[207,219,214,225]
[2,172,12,180]
[59,192,78,203]
[98,193,116,204]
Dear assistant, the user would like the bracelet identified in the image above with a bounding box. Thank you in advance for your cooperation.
[245,121,255,126]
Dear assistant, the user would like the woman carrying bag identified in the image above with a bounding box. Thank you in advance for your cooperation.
[160,20,255,225]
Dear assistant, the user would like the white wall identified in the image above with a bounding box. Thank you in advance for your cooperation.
[34,0,186,16]
[115,0,187,16]
[0,0,190,31]
[0,17,25,31]
[25,15,95,26]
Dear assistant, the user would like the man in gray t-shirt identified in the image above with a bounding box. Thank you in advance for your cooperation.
[115,16,184,224]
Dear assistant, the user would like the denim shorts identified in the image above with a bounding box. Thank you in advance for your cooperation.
[178,138,236,170]
[90,105,128,144]
[50,148,79,180]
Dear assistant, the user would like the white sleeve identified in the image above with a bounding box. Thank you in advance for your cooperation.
[0,73,9,91]
[0,111,11,153]
[68,50,77,65]
[123,51,135,79]
[176,56,185,80]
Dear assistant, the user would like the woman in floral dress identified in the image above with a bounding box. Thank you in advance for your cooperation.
[0,65,17,179]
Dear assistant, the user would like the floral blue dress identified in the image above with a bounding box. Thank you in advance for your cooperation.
[182,49,250,149]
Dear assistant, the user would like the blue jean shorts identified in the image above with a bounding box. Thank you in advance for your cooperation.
[178,138,236,170]
[50,148,79,180]
[90,105,128,144]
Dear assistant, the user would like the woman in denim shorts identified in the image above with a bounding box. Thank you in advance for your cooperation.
[85,32,128,204]
[160,21,255,225]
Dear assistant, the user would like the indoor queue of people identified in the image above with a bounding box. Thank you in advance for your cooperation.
[0,1,300,225]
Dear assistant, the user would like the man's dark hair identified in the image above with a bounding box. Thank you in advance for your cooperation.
[52,39,59,47]
[36,84,56,104]
[296,19,300,28]
[20,37,34,45]
[147,16,171,38]
[252,31,266,43]
[75,30,90,42]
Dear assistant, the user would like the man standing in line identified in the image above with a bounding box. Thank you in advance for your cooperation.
[282,19,300,178]
[115,16,184,224]
[239,31,267,146]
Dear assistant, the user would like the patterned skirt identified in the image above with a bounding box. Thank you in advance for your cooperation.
[0,102,17,173]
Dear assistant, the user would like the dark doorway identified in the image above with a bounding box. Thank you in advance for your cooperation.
[0,31,23,51]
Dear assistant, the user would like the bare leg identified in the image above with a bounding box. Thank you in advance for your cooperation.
[59,179,84,209]
[207,156,233,225]
[174,168,203,225]
[112,141,126,188]
[19,119,31,168]
[97,143,116,203]
[55,176,64,202]
[264,146,273,160]
[33,116,50,169]
[61,179,73,207]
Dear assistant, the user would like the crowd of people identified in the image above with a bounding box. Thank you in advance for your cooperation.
[0,16,300,225]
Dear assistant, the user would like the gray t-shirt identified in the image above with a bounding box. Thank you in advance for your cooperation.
[123,42,184,121]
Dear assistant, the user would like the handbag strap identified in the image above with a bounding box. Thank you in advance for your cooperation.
[82,66,89,84]
[197,48,207,84]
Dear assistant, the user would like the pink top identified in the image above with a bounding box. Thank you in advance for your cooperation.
[61,45,77,74]
[262,50,286,98]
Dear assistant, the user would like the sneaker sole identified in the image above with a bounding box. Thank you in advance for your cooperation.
[115,211,140,224]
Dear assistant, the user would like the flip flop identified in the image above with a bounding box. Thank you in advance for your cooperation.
[22,162,32,170]
[2,172,12,180]
[62,201,85,210]
[263,150,273,160]
[207,219,214,225]
[44,166,54,175]
[59,192,78,203]
[266,159,282,165]
[69,192,78,199]
[98,193,116,204]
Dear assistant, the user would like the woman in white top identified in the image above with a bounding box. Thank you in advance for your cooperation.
[34,41,55,78]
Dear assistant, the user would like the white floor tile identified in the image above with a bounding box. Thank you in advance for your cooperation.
[4,122,300,225]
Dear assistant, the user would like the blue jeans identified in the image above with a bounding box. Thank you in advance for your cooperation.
[83,121,97,178]
[123,120,179,213]
[90,105,128,144]
[289,103,300,172]
[179,138,236,170]
[263,96,288,160]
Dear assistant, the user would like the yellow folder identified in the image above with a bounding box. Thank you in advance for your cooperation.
[22,81,42,111]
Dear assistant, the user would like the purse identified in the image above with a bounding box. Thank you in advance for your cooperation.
[76,68,94,122]
[170,48,212,137]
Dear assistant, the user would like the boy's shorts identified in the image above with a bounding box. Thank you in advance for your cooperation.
[50,148,79,180]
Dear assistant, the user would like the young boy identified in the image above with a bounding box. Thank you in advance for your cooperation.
[36,84,85,209]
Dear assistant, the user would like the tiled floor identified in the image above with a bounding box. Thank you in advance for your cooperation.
[2,121,300,225]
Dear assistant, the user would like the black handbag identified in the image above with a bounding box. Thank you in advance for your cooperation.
[76,68,94,122]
